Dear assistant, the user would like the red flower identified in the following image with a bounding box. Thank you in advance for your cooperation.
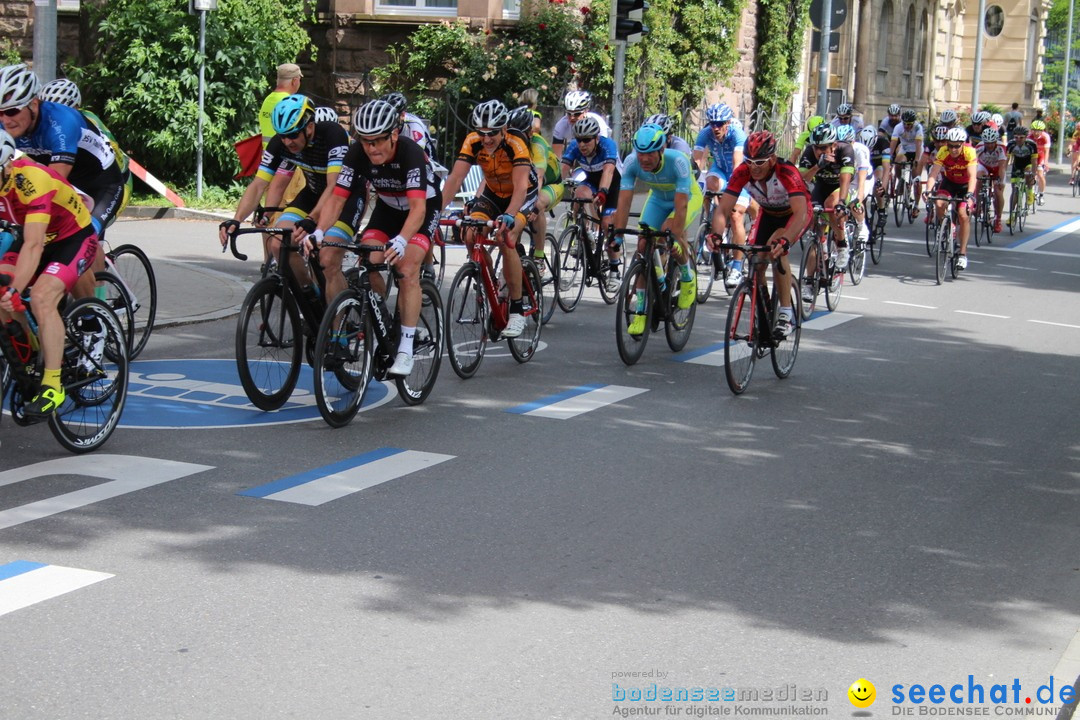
[567,54,574,61]
[581,6,590,12]
[539,22,547,29]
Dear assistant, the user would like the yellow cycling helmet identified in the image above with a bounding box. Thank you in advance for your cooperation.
[807,115,824,132]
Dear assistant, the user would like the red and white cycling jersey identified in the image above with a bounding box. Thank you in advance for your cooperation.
[976,142,1006,175]
[724,158,809,215]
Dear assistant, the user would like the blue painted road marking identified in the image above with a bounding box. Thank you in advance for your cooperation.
[507,384,648,419]
[238,448,456,506]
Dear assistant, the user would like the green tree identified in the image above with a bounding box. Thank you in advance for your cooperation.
[69,0,314,186]
[754,0,812,111]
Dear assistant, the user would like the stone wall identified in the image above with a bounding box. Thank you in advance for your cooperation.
[0,1,84,71]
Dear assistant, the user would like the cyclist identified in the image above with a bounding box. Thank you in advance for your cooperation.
[837,124,872,249]
[975,127,1006,233]
[693,102,750,288]
[440,99,537,339]
[0,64,128,249]
[560,114,623,284]
[551,91,610,158]
[613,123,702,335]
[829,102,864,132]
[1070,125,1080,184]
[295,99,443,377]
[707,131,809,338]
[218,94,356,302]
[919,110,960,209]
[965,110,991,145]
[379,91,440,166]
[798,123,855,271]
[508,104,563,271]
[1029,119,1051,205]
[1005,126,1038,221]
[921,125,952,225]
[878,103,903,140]
[644,113,692,158]
[890,109,924,204]
[858,125,892,223]
[0,130,98,416]
[790,115,824,164]
[925,126,977,271]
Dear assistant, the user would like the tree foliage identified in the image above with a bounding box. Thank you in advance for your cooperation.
[69,0,315,185]
[754,0,811,111]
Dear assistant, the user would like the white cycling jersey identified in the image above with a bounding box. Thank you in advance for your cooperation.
[891,122,925,154]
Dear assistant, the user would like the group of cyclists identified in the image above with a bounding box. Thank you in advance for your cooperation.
[0,54,1062,428]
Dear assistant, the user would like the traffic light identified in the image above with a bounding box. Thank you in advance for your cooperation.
[612,0,649,44]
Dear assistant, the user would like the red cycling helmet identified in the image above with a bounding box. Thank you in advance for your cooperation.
[744,131,777,160]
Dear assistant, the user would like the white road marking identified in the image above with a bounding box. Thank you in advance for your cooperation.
[883,301,938,309]
[1028,319,1080,330]
[955,310,1010,319]
[0,562,113,617]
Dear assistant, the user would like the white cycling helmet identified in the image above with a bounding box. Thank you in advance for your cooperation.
[931,125,950,141]
[573,115,602,139]
[0,64,41,111]
[39,78,81,108]
[940,108,958,124]
[471,99,509,130]
[971,110,991,124]
[835,124,856,142]
[945,126,967,143]
[313,106,338,124]
[644,113,675,136]
[858,126,877,145]
[564,90,591,113]
[0,129,16,166]
[836,102,853,116]
[981,127,1000,143]
[991,112,1004,127]
[887,103,901,115]
[352,99,399,137]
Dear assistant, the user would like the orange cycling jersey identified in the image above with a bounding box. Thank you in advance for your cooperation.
[0,157,94,243]
[934,144,977,184]
[456,130,535,198]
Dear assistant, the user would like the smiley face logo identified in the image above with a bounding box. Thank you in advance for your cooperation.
[848,678,876,708]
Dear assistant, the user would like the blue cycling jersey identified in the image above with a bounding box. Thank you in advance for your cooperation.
[693,121,747,177]
[620,149,701,202]
[561,135,622,174]
[14,101,122,193]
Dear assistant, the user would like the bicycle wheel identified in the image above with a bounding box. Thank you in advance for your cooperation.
[825,236,843,311]
[235,276,302,410]
[934,215,951,285]
[665,261,696,352]
[950,233,961,280]
[430,226,447,291]
[797,240,818,321]
[555,225,585,313]
[615,258,650,366]
[1074,171,1079,197]
[49,298,128,453]
[445,262,487,379]
[396,278,444,405]
[1008,184,1019,235]
[893,178,905,227]
[771,276,801,379]
[94,270,134,355]
[904,183,917,225]
[508,259,542,363]
[313,291,372,428]
[848,235,866,285]
[723,283,757,394]
[534,232,559,325]
[1018,191,1028,231]
[870,204,885,265]
[972,195,983,248]
[694,224,714,303]
[108,244,157,359]
[596,236,621,306]
[983,197,995,246]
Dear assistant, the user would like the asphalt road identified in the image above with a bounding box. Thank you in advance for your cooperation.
[2,175,1079,719]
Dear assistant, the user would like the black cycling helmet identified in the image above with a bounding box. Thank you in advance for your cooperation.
[809,124,837,145]
[508,104,534,134]
[379,92,407,115]
[901,110,917,123]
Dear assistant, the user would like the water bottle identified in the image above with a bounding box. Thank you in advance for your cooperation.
[4,320,34,367]
[652,248,666,291]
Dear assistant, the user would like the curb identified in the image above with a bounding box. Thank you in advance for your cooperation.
[151,258,250,329]
[122,206,232,221]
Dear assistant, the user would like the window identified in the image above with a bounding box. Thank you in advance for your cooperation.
[984,5,1005,37]
[877,0,893,95]
[376,0,457,15]
[503,0,520,19]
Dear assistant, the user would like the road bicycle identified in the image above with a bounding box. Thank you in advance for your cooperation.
[797,204,845,320]
[717,242,802,395]
[442,217,543,379]
[866,187,888,265]
[927,193,965,284]
[613,225,696,366]
[311,241,444,428]
[693,189,741,302]
[1072,164,1080,197]
[555,183,619,312]
[99,240,157,360]
[0,269,128,453]
[847,200,868,286]
[890,160,917,227]
[225,224,329,410]
[1007,167,1035,235]
[973,177,995,247]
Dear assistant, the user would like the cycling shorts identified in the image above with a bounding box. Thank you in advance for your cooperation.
[577,176,618,216]
[936,178,969,200]
[361,199,441,254]
[749,207,811,248]
[639,190,703,232]
[977,164,1006,186]
[539,182,564,209]
[1,226,98,293]
[280,187,363,242]
[470,185,538,227]
[810,179,842,206]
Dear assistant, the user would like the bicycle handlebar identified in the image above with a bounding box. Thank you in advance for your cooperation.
[714,241,788,275]
[0,273,26,312]
[223,226,293,262]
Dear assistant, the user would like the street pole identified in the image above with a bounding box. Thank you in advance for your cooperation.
[197,7,206,199]
[31,0,57,82]
[816,0,834,116]
[972,0,986,112]
[612,40,627,150]
[1059,0,1075,165]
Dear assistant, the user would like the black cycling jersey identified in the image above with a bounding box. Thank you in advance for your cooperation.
[335,135,442,211]
[1007,138,1038,168]
[964,124,986,145]
[798,141,856,185]
[866,135,892,169]
[259,121,351,196]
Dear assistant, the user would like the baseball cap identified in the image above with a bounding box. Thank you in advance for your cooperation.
[277,63,303,80]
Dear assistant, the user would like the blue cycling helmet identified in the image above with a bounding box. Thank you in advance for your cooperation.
[835,124,856,142]
[633,123,667,153]
[705,103,733,124]
[271,94,315,135]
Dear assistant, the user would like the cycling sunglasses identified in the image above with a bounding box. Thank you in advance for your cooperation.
[745,157,771,167]
[282,123,309,140]
[0,106,26,117]
[947,143,963,149]
[710,121,729,129]
[475,128,501,137]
